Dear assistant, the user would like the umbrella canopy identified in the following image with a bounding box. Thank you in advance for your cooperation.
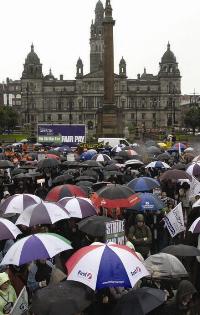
[52,174,74,185]
[161,244,200,256]
[91,184,140,208]
[92,182,111,191]
[186,162,200,177]
[0,194,42,215]
[91,154,111,162]
[113,287,166,315]
[157,152,171,161]
[171,162,186,170]
[171,143,186,151]
[75,176,96,183]
[58,197,98,219]
[159,170,192,182]
[104,163,123,171]
[193,155,200,162]
[145,161,170,169]
[125,159,144,167]
[82,160,102,168]
[37,158,60,169]
[66,242,149,290]
[1,233,72,266]
[80,150,97,161]
[111,145,123,153]
[77,215,112,237]
[127,177,160,192]
[15,201,70,227]
[128,193,164,212]
[45,153,60,160]
[0,218,21,240]
[144,253,188,279]
[0,160,14,168]
[32,280,94,315]
[45,184,87,202]
[189,217,200,233]
[146,146,161,155]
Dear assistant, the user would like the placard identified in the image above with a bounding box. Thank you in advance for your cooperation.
[105,220,125,245]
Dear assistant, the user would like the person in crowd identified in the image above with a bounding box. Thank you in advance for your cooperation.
[0,191,10,204]
[128,213,152,259]
[0,272,17,315]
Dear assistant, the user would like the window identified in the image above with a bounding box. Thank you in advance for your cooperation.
[47,114,51,121]
[131,113,135,119]
[152,113,156,119]
[58,114,62,121]
[142,113,146,119]
[31,115,35,122]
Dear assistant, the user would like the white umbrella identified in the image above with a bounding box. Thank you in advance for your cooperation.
[16,201,70,227]
[0,218,21,240]
[58,197,97,218]
[1,233,72,266]
[0,194,42,215]
[125,159,144,166]
[145,161,170,169]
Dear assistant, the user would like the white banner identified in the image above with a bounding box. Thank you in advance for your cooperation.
[189,176,200,199]
[10,287,28,315]
[164,203,185,238]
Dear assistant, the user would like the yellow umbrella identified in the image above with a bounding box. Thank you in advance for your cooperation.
[157,142,167,149]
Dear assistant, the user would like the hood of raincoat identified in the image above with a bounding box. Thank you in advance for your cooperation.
[176,280,197,310]
[0,272,9,287]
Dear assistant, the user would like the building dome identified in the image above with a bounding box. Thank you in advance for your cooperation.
[120,57,126,65]
[161,42,176,63]
[25,44,40,65]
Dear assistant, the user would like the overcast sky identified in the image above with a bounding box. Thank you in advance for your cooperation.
[0,0,199,94]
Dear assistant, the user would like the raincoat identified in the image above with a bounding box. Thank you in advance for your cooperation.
[0,273,17,315]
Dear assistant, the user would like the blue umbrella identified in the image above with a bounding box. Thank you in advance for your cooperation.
[80,150,97,161]
[127,177,160,192]
[128,193,164,212]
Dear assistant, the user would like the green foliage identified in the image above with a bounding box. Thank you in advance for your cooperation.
[184,106,200,134]
[0,106,19,132]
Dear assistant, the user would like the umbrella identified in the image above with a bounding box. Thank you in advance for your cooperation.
[184,147,194,153]
[11,168,26,176]
[83,160,102,168]
[144,253,188,279]
[125,159,144,167]
[91,184,140,208]
[161,244,200,256]
[47,150,61,156]
[32,280,94,315]
[77,181,94,188]
[82,169,98,180]
[157,142,168,149]
[1,233,72,266]
[54,145,72,153]
[66,242,149,290]
[171,143,186,151]
[128,193,164,212]
[145,161,170,169]
[186,162,200,177]
[171,162,186,170]
[12,173,33,180]
[0,160,14,168]
[145,140,157,147]
[113,287,166,315]
[75,176,96,183]
[127,177,160,192]
[37,158,60,169]
[45,154,60,160]
[62,161,81,168]
[91,154,111,162]
[104,171,123,180]
[80,150,97,161]
[77,215,112,237]
[193,155,200,162]
[159,170,192,182]
[45,184,87,202]
[0,194,42,215]
[146,146,161,155]
[157,152,171,161]
[58,197,98,218]
[92,182,111,191]
[104,164,123,171]
[52,174,74,185]
[111,145,123,153]
[0,218,21,240]
[117,150,138,159]
[15,201,70,227]
[189,217,200,233]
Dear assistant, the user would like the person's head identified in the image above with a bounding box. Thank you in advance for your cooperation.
[3,191,10,199]
[176,280,197,309]
[0,272,10,291]
[135,213,145,227]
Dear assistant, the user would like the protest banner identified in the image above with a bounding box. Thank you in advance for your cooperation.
[10,287,28,315]
[105,220,125,245]
[164,202,185,238]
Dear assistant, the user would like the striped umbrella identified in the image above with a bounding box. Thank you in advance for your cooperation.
[0,218,21,240]
[66,242,149,290]
[1,233,72,266]
[15,201,70,227]
[58,197,98,219]
[127,177,160,192]
[91,154,111,162]
[45,185,87,202]
[189,217,200,233]
[0,194,42,215]
[145,161,170,169]
[186,162,200,177]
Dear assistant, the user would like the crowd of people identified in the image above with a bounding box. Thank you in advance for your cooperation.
[0,138,199,315]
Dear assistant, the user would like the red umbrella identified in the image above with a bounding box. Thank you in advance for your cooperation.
[91,184,140,208]
[45,184,87,202]
[159,170,192,182]
[46,154,60,160]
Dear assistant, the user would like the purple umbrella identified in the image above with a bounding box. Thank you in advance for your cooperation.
[0,218,21,240]
[189,217,200,233]
[58,197,98,218]
[0,194,42,215]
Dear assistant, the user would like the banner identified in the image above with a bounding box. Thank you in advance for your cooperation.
[105,220,125,245]
[10,287,28,315]
[164,203,185,237]
[189,176,200,199]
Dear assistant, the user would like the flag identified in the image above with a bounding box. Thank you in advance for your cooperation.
[178,142,182,155]
[189,176,200,199]
[164,202,185,237]
[10,287,28,315]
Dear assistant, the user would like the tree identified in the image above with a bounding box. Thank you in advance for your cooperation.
[184,107,200,134]
[0,106,19,132]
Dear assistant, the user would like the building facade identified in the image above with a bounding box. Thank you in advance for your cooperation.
[1,0,181,137]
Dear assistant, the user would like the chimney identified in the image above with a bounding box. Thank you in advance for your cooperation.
[60,74,63,81]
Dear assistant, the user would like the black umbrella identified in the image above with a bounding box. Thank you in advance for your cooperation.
[113,287,166,315]
[76,181,94,187]
[75,176,97,183]
[0,160,14,168]
[146,146,162,155]
[83,160,102,168]
[62,161,81,168]
[12,173,33,180]
[157,152,171,161]
[38,158,60,169]
[52,174,74,185]
[78,215,112,237]
[11,168,26,176]
[92,182,111,191]
[171,162,186,170]
[104,164,122,171]
[32,280,94,315]
[161,244,200,257]
[82,169,98,179]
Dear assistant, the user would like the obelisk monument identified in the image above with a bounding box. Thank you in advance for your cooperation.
[97,0,123,137]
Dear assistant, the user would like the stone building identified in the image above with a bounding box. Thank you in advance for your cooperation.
[1,0,181,137]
